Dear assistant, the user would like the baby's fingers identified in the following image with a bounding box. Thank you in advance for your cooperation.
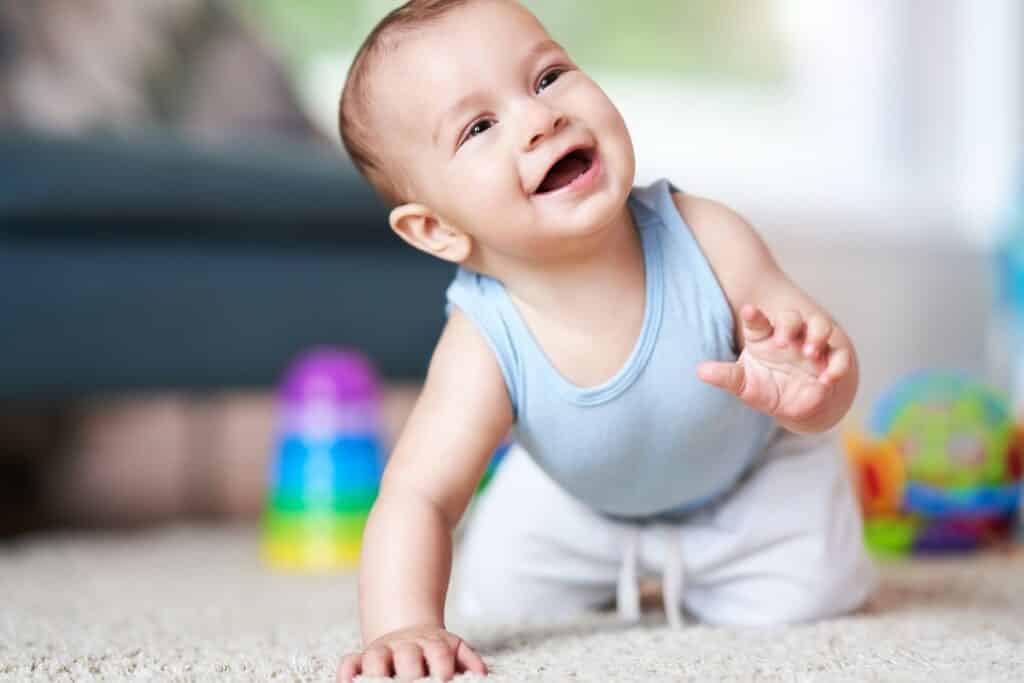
[819,347,852,385]
[803,315,833,358]
[361,646,394,679]
[455,640,488,675]
[740,304,773,343]
[774,310,805,348]
[393,642,427,681]
[337,653,362,683]
[421,640,457,681]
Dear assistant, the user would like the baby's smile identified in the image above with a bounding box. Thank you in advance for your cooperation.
[533,144,599,196]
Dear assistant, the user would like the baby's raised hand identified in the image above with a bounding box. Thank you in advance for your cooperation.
[697,304,852,423]
[337,625,486,682]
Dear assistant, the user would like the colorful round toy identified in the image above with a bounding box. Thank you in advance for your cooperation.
[262,348,384,571]
[846,370,1022,556]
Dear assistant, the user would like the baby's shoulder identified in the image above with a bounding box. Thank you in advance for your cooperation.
[668,192,769,270]
[663,188,777,317]
[629,178,750,241]
[444,266,521,411]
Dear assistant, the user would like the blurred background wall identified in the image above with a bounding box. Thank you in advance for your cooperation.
[0,0,1021,536]
[0,0,319,139]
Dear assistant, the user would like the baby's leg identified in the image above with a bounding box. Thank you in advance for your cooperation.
[669,430,876,626]
[451,445,625,623]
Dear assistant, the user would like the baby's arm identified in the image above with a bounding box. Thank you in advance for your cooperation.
[338,309,513,682]
[676,193,858,433]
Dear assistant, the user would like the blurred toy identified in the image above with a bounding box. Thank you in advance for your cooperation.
[845,370,1022,556]
[994,171,1024,408]
[478,440,512,493]
[870,371,1013,486]
[262,348,384,571]
[844,431,905,516]
[994,167,1024,537]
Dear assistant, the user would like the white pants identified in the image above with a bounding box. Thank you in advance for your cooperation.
[452,429,876,626]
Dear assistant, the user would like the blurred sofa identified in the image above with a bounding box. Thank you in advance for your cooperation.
[0,130,994,408]
[0,131,453,400]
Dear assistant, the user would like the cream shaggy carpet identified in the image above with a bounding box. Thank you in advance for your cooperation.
[1,526,1022,682]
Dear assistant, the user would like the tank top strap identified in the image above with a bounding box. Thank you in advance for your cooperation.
[632,179,738,358]
[445,269,522,417]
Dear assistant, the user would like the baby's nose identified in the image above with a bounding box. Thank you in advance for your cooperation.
[524,109,567,150]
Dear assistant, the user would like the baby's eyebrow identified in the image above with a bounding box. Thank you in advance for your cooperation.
[521,39,563,71]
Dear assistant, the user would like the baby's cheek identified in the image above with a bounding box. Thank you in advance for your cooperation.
[447,166,496,207]
[588,104,635,177]
[462,178,509,219]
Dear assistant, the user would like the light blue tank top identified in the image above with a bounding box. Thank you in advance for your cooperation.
[446,179,775,519]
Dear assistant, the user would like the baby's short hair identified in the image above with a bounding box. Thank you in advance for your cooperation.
[339,0,477,206]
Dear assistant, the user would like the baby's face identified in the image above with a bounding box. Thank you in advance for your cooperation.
[374,0,636,264]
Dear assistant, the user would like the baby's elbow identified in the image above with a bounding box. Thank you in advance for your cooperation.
[378,468,462,531]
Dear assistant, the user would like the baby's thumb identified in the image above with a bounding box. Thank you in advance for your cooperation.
[697,361,746,396]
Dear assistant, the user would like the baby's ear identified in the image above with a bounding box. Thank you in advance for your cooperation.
[389,204,472,264]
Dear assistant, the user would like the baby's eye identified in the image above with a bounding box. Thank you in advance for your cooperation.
[469,120,494,138]
[536,68,566,93]
[460,117,495,148]
[460,118,496,147]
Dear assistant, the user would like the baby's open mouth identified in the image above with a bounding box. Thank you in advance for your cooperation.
[535,147,595,194]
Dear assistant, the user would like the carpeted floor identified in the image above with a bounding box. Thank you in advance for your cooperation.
[1,526,1023,682]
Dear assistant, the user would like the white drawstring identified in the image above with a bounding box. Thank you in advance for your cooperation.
[616,525,687,629]
[661,526,685,629]
[616,527,641,622]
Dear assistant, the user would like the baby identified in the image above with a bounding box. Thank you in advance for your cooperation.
[336,1,876,680]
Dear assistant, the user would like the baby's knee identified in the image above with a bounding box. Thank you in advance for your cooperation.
[771,555,877,624]
[690,543,877,626]
[449,561,602,624]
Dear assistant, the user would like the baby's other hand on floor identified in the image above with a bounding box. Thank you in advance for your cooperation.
[337,625,487,682]
[697,304,852,423]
